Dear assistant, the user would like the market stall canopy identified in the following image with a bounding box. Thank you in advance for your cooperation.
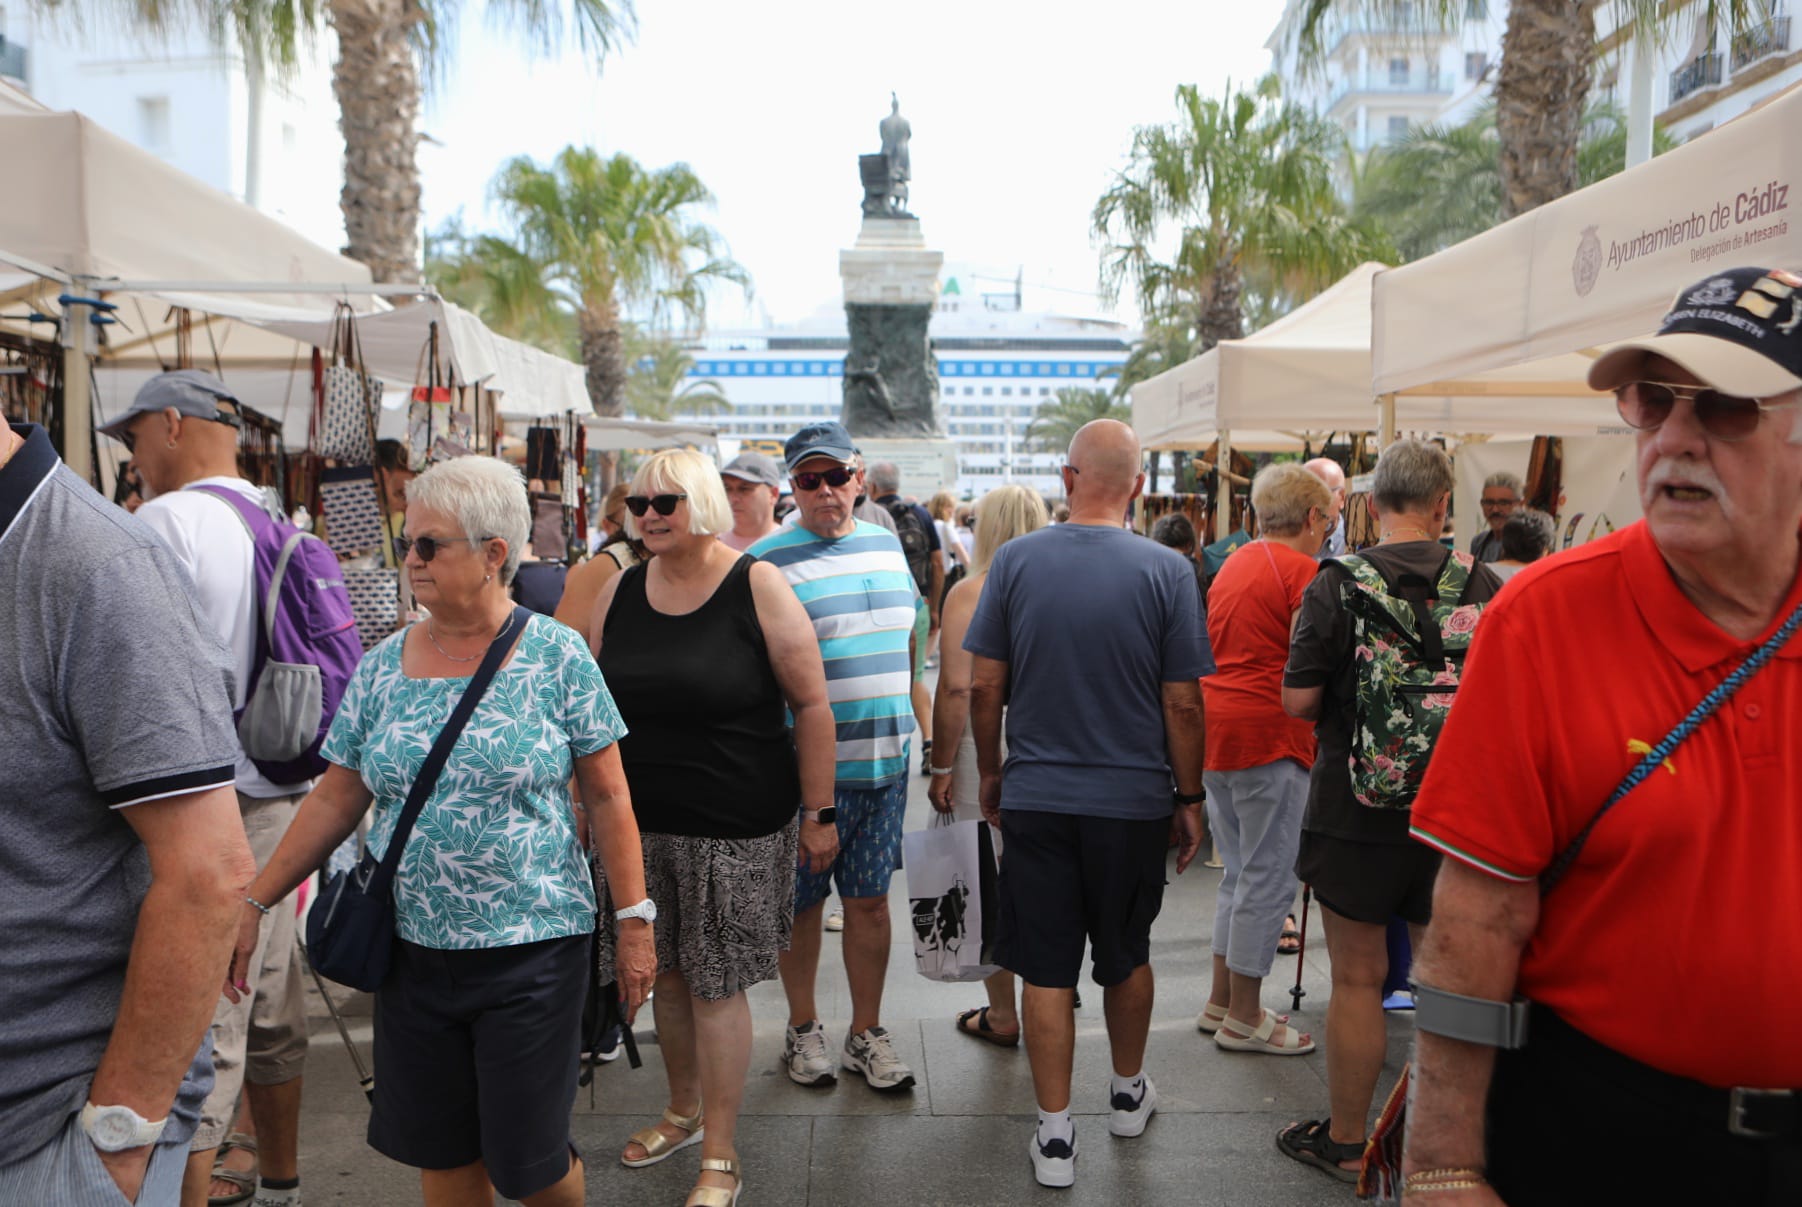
[581,416,719,452]
[0,78,46,116]
[1132,261,1622,447]
[1374,82,1802,407]
[0,110,372,312]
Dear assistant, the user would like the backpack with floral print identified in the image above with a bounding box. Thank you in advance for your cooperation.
[1335,550,1485,810]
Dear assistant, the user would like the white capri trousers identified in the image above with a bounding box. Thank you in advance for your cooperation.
[1203,759,1309,980]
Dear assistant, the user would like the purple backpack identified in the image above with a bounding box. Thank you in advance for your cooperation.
[193,485,363,783]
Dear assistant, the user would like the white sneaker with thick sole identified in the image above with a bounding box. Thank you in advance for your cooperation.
[823,909,845,932]
[1108,1076,1158,1138]
[1030,1129,1077,1188]
[783,1021,837,1087]
[842,1026,916,1092]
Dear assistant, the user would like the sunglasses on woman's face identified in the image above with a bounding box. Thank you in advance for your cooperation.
[624,493,687,517]
[1614,380,1802,443]
[791,467,854,492]
[400,535,491,563]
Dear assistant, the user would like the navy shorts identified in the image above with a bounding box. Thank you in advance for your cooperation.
[794,778,910,911]
[994,810,1170,989]
[370,934,587,1200]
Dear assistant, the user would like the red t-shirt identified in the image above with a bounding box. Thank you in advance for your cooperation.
[1204,540,1319,772]
[1410,521,1802,1088]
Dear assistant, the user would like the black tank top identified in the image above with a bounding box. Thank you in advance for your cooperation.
[598,555,799,838]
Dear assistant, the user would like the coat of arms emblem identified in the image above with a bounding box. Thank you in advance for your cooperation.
[1572,226,1602,297]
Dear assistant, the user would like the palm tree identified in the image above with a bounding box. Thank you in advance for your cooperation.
[425,217,577,357]
[1093,76,1391,357]
[1024,387,1133,454]
[102,0,636,282]
[488,146,750,419]
[623,330,730,422]
[1354,102,1679,261]
[1295,1,1761,219]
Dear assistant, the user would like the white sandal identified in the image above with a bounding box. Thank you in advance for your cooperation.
[1214,1010,1315,1055]
[1196,1002,1229,1034]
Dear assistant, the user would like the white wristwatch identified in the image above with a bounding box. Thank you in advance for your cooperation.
[81,1102,167,1152]
[615,898,658,925]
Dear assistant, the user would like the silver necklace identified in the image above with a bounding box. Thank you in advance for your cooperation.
[427,611,513,663]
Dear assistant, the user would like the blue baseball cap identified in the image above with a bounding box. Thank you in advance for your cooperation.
[99,369,243,438]
[783,421,858,471]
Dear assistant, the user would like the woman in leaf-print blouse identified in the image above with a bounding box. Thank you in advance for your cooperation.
[237,455,654,1207]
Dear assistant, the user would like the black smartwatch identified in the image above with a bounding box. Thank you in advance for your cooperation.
[803,805,838,825]
[1173,788,1207,807]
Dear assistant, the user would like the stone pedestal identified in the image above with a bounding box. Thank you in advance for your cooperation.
[855,436,960,499]
[838,217,948,443]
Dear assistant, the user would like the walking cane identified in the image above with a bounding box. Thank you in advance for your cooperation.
[300,941,376,1103]
[1289,884,1312,1013]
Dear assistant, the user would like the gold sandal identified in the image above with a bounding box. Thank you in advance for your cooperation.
[620,1107,705,1169]
[685,1157,741,1207]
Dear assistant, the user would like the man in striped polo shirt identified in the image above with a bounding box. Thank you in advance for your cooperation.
[751,421,920,1093]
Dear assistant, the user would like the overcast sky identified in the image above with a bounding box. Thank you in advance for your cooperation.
[417,0,1289,328]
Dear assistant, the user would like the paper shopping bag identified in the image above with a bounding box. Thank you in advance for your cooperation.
[902,815,1000,983]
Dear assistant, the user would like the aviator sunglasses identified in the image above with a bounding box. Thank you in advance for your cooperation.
[624,493,688,517]
[400,534,493,562]
[791,467,855,492]
[1614,380,1802,443]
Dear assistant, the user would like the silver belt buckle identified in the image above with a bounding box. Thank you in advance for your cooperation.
[1727,1086,1793,1138]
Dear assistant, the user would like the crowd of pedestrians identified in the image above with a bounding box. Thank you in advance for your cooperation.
[2,266,1799,1205]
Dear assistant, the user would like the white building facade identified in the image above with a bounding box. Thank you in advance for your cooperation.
[693,273,1132,500]
[1594,2,1802,145]
[1,4,343,252]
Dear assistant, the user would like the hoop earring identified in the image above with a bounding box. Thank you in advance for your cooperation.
[165,440,178,450]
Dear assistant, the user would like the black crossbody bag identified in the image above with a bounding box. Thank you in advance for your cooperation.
[306,607,529,991]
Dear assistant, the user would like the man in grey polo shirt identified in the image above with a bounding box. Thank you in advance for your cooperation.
[0,421,255,1205]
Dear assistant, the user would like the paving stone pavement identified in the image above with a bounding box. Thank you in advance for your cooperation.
[293,735,1413,1206]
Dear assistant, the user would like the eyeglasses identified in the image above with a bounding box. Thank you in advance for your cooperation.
[1062,463,1081,476]
[401,535,493,562]
[624,493,687,517]
[1614,380,1802,443]
[1479,497,1519,510]
[791,467,854,492]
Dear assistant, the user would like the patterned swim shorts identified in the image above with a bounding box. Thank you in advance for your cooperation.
[795,776,910,911]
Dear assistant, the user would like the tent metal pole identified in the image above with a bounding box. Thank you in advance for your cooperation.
[62,297,93,484]
[1378,395,1397,448]
[96,281,436,298]
[1216,429,1233,541]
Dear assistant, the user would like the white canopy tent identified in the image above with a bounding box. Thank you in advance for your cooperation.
[581,416,719,453]
[1373,82,1802,407]
[1130,260,1629,537]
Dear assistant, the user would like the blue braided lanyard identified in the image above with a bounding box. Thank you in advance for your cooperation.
[1539,596,1802,895]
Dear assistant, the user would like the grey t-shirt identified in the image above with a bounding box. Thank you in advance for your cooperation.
[963,523,1215,820]
[0,426,238,1165]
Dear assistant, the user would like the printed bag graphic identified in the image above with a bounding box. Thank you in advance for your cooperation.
[318,466,386,560]
[343,567,401,653]
[319,364,380,463]
[902,816,1000,983]
[1337,551,1485,810]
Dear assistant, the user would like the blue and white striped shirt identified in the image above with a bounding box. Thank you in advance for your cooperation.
[750,520,916,787]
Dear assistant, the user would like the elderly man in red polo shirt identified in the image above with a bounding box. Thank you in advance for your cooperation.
[1402,266,1802,1205]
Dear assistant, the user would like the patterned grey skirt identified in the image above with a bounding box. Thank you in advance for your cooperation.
[593,820,799,1002]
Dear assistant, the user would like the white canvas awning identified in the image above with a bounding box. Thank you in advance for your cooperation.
[581,416,719,452]
[1132,260,1622,449]
[1374,82,1802,410]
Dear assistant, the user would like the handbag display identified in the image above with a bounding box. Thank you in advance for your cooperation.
[902,813,1000,983]
[319,465,386,560]
[305,607,529,991]
[343,567,401,653]
[317,309,382,464]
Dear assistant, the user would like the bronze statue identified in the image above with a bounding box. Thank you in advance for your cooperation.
[860,94,914,218]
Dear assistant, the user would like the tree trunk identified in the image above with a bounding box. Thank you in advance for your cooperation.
[1494,0,1596,219]
[579,296,627,417]
[1195,260,1246,354]
[330,0,422,284]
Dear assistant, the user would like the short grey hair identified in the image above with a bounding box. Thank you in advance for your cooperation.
[1251,463,1332,536]
[406,455,531,585]
[1372,439,1455,514]
[867,460,901,496]
[1483,471,1524,497]
[628,449,732,538]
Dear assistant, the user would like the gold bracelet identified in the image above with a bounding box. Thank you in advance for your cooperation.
[1404,1167,1488,1193]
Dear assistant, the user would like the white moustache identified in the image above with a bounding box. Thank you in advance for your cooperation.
[1646,459,1726,495]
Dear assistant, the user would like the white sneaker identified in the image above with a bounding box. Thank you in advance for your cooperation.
[1108,1076,1158,1138]
[1029,1128,1077,1188]
[842,1025,916,1092]
[783,1020,837,1087]
[824,908,845,932]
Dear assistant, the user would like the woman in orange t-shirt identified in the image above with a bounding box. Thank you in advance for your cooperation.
[1197,464,1332,1056]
